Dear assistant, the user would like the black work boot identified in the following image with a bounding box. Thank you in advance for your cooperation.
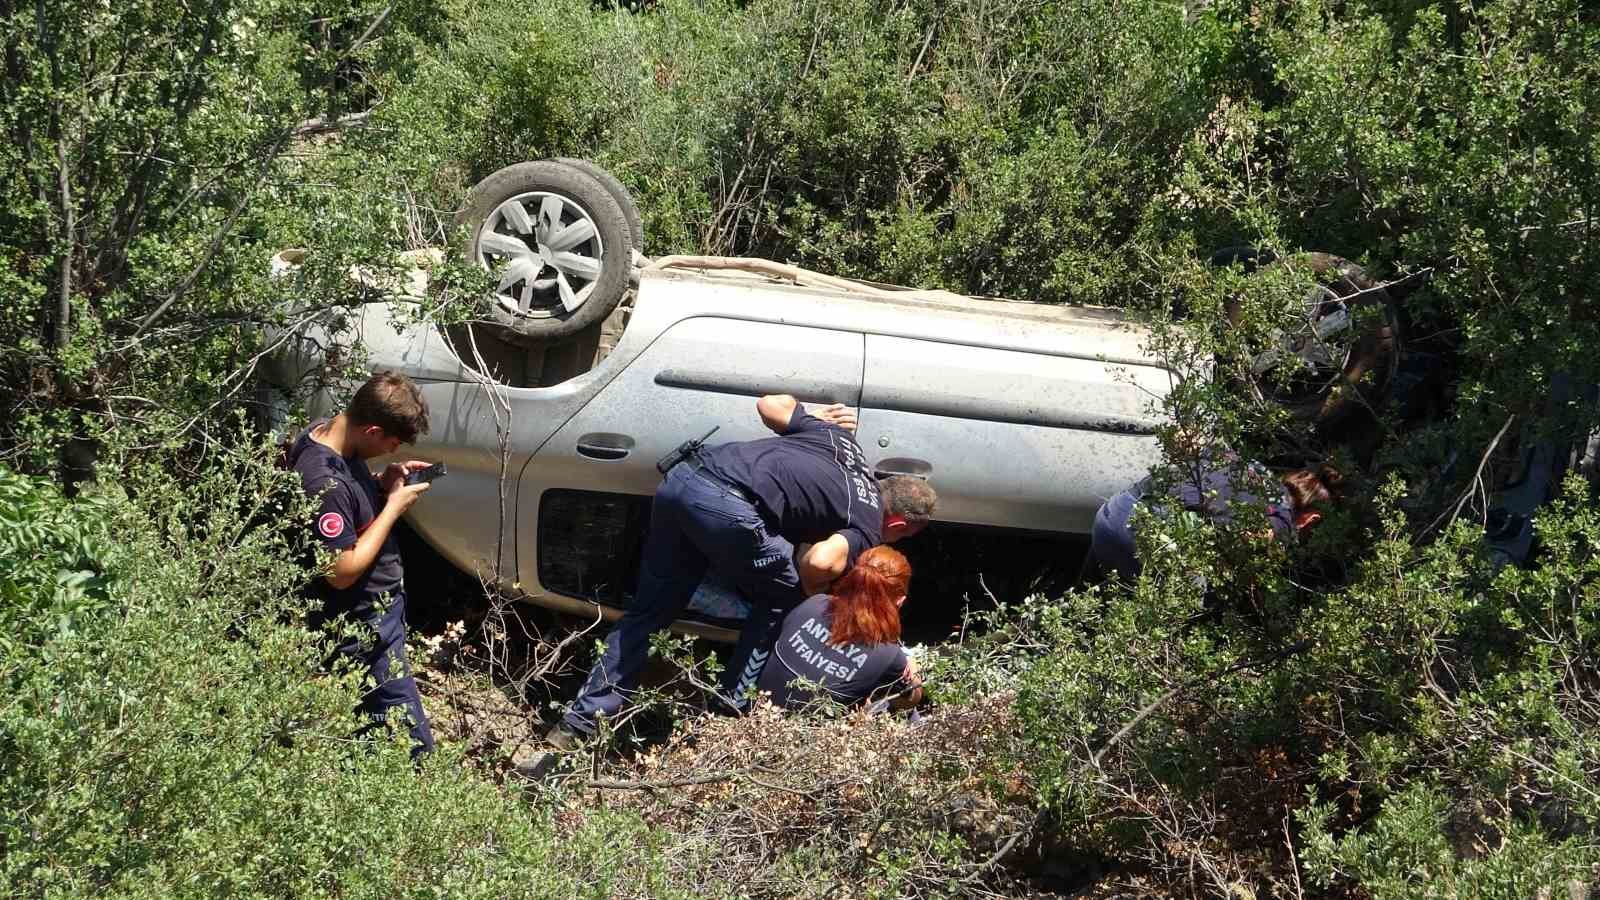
[545,722,580,750]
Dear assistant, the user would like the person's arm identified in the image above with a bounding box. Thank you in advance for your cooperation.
[756,394,858,435]
[798,521,877,593]
[325,480,430,590]
[796,534,851,595]
[756,394,800,434]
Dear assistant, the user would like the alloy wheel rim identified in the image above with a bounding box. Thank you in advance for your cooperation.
[1249,283,1357,406]
[477,191,605,318]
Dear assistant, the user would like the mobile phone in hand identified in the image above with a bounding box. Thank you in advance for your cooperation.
[405,462,448,486]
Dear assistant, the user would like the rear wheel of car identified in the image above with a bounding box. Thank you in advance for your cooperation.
[461,160,634,346]
[1219,250,1401,425]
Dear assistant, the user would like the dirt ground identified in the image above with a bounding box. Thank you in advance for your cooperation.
[394,521,1129,895]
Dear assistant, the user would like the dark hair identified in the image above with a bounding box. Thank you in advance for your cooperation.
[346,371,429,444]
[826,545,911,647]
[877,475,937,526]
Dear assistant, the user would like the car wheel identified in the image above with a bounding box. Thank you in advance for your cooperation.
[461,160,633,346]
[552,157,644,252]
[1221,250,1401,425]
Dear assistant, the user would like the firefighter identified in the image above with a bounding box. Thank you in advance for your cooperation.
[758,544,924,712]
[1088,451,1341,582]
[285,371,437,758]
[535,394,938,767]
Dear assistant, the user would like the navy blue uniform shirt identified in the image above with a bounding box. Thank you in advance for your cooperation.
[696,403,882,565]
[1092,453,1293,580]
[287,421,404,609]
[757,594,910,709]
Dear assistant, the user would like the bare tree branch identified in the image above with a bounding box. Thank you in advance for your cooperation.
[54,129,72,350]
[1416,413,1516,543]
[290,110,373,137]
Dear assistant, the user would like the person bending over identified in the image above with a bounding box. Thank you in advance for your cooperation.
[758,545,923,712]
[1088,451,1342,582]
[539,394,938,764]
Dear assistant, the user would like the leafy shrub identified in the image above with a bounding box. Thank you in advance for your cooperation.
[0,467,120,652]
[6,0,1600,894]
[0,448,685,897]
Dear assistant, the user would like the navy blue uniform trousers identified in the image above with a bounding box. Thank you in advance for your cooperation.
[315,588,436,758]
[565,464,804,733]
[1088,487,1141,582]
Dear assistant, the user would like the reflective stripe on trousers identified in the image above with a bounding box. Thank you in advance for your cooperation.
[565,464,804,733]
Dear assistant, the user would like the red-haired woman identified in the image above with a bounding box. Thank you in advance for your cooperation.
[757,545,923,711]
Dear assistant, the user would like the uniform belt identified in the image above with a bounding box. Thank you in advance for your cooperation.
[688,459,758,507]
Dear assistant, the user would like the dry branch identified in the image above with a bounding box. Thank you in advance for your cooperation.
[290,110,373,137]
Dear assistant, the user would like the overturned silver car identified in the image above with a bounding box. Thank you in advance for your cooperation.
[264,159,1405,638]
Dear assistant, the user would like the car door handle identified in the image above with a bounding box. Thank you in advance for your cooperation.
[873,457,932,480]
[576,433,634,461]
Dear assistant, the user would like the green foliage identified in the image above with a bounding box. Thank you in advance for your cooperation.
[338,0,1234,298]
[0,447,685,897]
[0,0,444,473]
[5,0,1600,893]
[971,467,1600,889]
[0,467,120,653]
[1299,783,1597,897]
[1254,0,1600,420]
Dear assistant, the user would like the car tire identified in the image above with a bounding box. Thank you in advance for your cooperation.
[461,160,634,346]
[552,157,644,252]
[1220,250,1400,425]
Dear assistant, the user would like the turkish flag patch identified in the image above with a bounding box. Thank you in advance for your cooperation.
[317,511,346,539]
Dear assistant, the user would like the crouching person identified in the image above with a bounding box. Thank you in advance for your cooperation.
[524,395,936,777]
[285,372,437,759]
[1088,451,1342,582]
[758,546,924,712]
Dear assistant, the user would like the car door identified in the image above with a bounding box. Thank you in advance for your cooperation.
[857,334,1167,534]
[356,322,575,589]
[521,317,865,610]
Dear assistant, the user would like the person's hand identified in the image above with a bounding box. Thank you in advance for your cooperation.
[813,403,858,433]
[902,654,923,687]
[384,480,430,515]
[379,460,432,492]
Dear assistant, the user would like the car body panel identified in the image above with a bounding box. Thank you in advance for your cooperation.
[518,316,867,598]
[266,262,1174,634]
[860,334,1167,532]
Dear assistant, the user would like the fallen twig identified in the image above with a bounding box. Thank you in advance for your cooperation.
[290,110,372,137]
[1416,413,1516,544]
[587,768,816,798]
[587,772,736,792]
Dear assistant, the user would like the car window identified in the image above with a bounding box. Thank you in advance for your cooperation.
[537,489,649,606]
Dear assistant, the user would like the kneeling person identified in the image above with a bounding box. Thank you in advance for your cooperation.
[759,546,923,711]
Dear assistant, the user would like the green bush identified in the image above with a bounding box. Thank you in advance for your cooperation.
[6,0,1600,893]
[969,468,1600,891]
[0,452,691,897]
[0,466,120,652]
